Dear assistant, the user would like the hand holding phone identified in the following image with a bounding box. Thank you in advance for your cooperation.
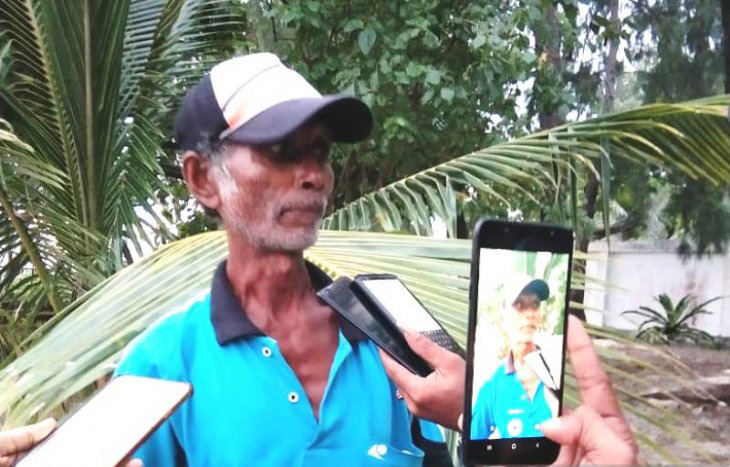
[538,315,638,466]
[377,293,637,466]
[16,375,191,467]
[464,219,572,466]
[378,329,465,431]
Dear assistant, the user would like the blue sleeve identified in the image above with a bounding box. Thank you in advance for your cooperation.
[470,378,495,440]
[114,322,187,467]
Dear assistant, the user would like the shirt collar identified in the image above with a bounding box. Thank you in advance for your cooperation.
[505,352,516,374]
[210,260,366,345]
[504,347,543,375]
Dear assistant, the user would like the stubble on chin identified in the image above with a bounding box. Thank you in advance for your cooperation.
[214,165,323,252]
[222,197,321,253]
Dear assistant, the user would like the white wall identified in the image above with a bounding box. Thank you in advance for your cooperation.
[584,238,730,337]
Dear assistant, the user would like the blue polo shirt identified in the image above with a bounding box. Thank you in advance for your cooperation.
[114,261,448,466]
[471,355,553,440]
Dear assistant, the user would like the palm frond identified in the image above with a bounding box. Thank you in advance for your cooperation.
[324,97,730,236]
[0,230,714,462]
[0,0,246,312]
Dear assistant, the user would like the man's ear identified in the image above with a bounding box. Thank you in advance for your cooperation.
[181,151,221,212]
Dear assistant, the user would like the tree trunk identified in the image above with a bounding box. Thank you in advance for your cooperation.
[535,3,593,319]
[0,188,63,314]
[570,0,620,320]
[536,3,566,130]
[722,0,730,93]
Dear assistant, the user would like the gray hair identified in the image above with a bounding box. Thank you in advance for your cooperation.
[192,140,232,219]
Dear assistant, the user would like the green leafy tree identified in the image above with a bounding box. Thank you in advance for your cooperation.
[612,0,730,255]
[250,0,548,207]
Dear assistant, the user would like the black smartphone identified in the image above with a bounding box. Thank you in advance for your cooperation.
[351,273,464,358]
[317,277,432,376]
[463,219,573,466]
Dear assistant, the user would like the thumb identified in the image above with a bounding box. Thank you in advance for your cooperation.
[0,417,56,455]
[539,406,635,465]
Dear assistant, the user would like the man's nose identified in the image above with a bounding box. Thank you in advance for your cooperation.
[297,156,332,192]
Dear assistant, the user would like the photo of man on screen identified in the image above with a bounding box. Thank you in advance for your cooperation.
[471,277,559,440]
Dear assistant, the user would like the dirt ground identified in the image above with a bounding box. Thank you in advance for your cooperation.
[597,340,730,465]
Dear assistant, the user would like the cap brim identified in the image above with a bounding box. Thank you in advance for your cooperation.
[518,279,550,301]
[222,95,373,145]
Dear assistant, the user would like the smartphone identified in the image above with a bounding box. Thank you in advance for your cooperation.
[463,219,572,466]
[352,274,464,357]
[17,375,192,467]
[318,277,432,376]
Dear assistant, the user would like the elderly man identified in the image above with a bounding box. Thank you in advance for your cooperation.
[114,52,637,467]
[114,53,448,467]
[471,278,558,440]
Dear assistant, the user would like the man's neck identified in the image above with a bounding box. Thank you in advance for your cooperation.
[511,342,536,367]
[225,234,319,335]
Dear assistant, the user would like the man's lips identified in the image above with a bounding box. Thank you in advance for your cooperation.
[281,204,324,216]
[279,203,325,223]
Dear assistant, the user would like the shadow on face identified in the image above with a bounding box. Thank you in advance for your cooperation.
[213,122,335,253]
[505,293,543,346]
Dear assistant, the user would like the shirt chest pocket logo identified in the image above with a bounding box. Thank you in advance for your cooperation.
[507,418,523,437]
[364,442,424,467]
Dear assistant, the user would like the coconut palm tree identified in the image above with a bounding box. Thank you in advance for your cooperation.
[1,94,728,463]
[0,0,244,322]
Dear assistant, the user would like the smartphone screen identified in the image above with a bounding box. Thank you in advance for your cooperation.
[358,278,442,332]
[17,375,191,467]
[464,220,572,466]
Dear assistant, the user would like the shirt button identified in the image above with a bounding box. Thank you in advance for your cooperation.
[288,391,299,403]
[262,346,272,357]
[521,395,527,401]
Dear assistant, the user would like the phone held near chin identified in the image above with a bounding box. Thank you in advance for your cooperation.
[463,219,573,466]
[317,273,463,377]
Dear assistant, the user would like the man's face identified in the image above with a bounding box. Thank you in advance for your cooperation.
[213,122,334,252]
[506,293,542,346]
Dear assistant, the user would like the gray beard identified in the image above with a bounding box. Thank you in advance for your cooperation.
[215,164,321,252]
[228,213,320,252]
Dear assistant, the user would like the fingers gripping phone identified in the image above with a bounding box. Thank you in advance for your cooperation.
[463,219,573,466]
[17,375,192,467]
[351,274,464,358]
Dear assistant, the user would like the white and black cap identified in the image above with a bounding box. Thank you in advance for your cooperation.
[174,53,373,151]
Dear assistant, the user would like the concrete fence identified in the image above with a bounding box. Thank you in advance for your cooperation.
[584,238,730,338]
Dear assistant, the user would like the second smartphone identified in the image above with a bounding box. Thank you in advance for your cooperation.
[463,219,573,466]
[351,273,464,358]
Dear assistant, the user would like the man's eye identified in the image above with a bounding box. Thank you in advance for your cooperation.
[312,140,331,161]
